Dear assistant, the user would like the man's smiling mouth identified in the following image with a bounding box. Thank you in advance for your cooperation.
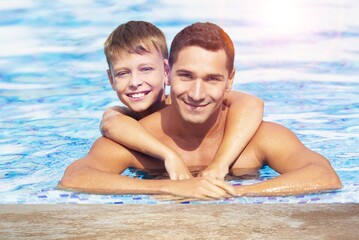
[183,100,209,109]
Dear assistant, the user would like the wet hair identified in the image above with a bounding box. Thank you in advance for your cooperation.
[104,21,168,68]
[169,22,235,73]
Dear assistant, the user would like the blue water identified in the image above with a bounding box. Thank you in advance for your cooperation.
[0,0,358,203]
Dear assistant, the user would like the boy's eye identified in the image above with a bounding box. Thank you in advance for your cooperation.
[141,67,154,72]
[116,71,129,78]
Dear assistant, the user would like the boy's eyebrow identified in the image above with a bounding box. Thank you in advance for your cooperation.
[112,66,128,72]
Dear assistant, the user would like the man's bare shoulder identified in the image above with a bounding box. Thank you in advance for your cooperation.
[89,137,128,156]
[137,107,172,142]
[256,121,297,138]
[139,105,170,126]
[251,121,305,159]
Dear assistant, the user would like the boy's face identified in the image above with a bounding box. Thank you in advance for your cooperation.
[170,46,234,125]
[107,49,169,115]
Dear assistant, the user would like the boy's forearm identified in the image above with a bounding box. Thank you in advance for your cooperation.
[211,93,264,168]
[102,115,175,161]
[102,115,192,180]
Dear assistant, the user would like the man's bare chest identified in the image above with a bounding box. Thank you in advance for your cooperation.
[165,136,222,167]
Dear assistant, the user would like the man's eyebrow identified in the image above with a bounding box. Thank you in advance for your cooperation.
[207,74,225,79]
[175,69,192,74]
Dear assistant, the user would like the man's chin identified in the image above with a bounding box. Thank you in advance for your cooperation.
[182,116,207,125]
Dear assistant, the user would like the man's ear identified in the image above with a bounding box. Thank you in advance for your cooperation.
[107,68,116,91]
[226,68,235,92]
[163,59,171,86]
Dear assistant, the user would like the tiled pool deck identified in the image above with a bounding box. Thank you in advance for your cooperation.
[1,204,357,239]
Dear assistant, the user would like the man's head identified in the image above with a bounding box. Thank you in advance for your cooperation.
[168,22,235,125]
[104,21,170,116]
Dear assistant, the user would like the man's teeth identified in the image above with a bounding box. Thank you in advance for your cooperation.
[130,92,145,98]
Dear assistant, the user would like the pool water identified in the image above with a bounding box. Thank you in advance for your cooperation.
[0,0,358,204]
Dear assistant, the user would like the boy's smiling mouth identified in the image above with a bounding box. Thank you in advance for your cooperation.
[126,90,151,99]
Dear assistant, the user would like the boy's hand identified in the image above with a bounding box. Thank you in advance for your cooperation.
[197,162,229,180]
[164,153,193,180]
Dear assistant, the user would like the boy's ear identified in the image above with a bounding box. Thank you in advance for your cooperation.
[226,68,235,92]
[163,59,171,86]
[107,69,116,91]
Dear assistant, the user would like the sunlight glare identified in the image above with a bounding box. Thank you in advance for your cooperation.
[258,0,305,35]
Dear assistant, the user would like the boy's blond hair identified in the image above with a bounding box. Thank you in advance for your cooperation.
[104,21,168,68]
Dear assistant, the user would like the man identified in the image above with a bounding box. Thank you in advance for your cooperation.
[60,22,341,200]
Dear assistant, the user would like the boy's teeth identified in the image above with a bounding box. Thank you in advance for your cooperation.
[130,93,145,98]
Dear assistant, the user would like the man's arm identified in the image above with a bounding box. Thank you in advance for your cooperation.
[100,107,192,180]
[199,91,264,179]
[59,137,236,199]
[235,122,342,196]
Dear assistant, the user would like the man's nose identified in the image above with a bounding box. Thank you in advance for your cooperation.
[188,79,205,101]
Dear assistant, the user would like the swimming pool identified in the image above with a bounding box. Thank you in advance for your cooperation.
[0,0,358,204]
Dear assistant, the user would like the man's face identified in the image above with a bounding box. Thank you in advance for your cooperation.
[107,49,169,114]
[170,46,234,125]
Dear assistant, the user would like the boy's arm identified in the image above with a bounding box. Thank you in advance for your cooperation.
[100,107,192,180]
[198,91,264,179]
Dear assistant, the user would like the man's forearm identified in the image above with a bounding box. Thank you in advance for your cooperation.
[235,164,342,196]
[59,161,171,195]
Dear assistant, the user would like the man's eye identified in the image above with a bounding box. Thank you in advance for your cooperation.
[179,73,193,79]
[207,76,223,82]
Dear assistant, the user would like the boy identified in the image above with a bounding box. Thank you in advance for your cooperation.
[100,21,264,180]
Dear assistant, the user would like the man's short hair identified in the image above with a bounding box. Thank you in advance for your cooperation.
[169,22,235,74]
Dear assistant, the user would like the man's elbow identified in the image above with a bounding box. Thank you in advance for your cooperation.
[327,172,343,190]
[319,165,343,191]
[58,161,86,190]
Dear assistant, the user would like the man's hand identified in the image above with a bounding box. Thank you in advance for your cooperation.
[197,162,229,180]
[165,177,236,200]
[164,153,193,180]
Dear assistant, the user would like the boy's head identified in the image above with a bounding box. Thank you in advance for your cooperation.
[169,22,235,75]
[104,20,168,69]
[104,21,170,117]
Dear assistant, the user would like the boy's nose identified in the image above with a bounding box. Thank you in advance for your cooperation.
[129,73,143,87]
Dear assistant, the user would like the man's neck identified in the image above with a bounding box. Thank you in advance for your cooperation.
[165,105,227,146]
